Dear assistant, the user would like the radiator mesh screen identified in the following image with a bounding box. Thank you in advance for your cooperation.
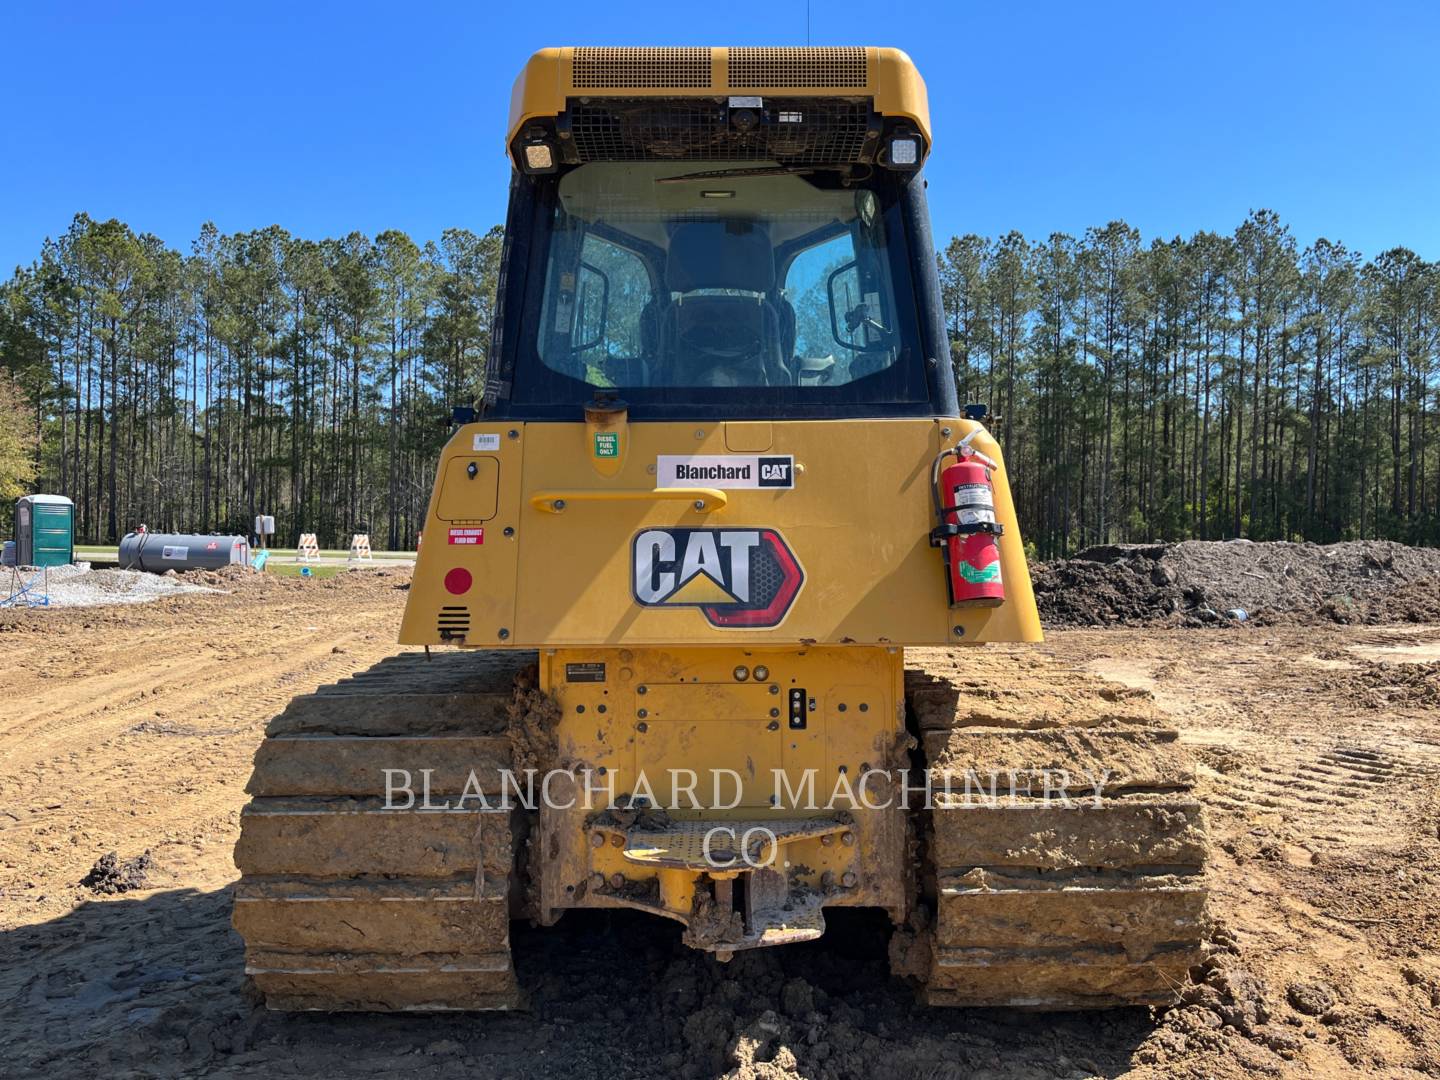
[573,47,711,89]
[727,47,868,89]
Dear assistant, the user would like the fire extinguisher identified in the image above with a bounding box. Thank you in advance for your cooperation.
[930,439,1005,608]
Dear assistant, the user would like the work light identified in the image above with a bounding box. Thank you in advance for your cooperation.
[523,140,557,174]
[888,135,920,168]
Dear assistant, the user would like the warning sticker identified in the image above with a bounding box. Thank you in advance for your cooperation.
[594,431,620,458]
[448,528,484,545]
[472,433,501,451]
[950,483,993,506]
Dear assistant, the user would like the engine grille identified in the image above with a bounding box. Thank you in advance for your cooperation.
[573,47,711,89]
[568,98,872,164]
[727,47,867,89]
[437,605,470,640]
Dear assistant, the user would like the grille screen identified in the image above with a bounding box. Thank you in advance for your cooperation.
[573,47,711,89]
[568,98,871,164]
[727,47,868,89]
[437,605,470,639]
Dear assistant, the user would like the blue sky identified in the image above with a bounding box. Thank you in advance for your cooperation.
[2,1,1437,273]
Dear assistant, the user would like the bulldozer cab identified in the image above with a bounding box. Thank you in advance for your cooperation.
[484,49,956,420]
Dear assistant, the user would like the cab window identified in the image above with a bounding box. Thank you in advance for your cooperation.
[781,227,896,387]
[530,163,910,392]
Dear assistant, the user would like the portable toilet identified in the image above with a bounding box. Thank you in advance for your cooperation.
[15,495,75,567]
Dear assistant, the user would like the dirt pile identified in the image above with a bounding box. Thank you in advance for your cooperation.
[78,850,155,894]
[1031,544,1185,626]
[1317,576,1440,625]
[1033,539,1440,628]
[178,564,275,589]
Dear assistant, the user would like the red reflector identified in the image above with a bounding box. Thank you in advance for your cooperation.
[444,568,472,595]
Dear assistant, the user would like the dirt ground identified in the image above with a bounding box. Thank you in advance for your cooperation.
[1033,539,1440,628]
[2,569,1439,1078]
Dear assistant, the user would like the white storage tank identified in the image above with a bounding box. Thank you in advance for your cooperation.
[119,531,250,573]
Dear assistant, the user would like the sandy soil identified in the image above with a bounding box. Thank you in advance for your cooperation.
[1,573,1438,1079]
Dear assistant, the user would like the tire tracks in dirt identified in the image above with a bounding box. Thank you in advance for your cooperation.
[0,575,413,894]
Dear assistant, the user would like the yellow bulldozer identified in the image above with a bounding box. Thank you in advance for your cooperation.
[232,46,1206,1011]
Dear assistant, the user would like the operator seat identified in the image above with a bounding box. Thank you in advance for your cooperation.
[653,221,792,387]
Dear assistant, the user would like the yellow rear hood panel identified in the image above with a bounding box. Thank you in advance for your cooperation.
[401,418,1041,648]
[508,47,931,156]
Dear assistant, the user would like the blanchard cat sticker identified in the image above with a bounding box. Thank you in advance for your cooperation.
[657,455,794,489]
[631,527,804,628]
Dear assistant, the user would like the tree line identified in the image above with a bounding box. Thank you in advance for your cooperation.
[1,209,1437,555]
[943,212,1438,555]
[0,215,501,549]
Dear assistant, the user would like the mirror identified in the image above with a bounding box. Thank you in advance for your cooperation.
[572,261,610,352]
[827,260,888,351]
[854,189,878,229]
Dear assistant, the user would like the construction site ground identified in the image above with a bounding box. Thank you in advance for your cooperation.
[2,557,1438,1078]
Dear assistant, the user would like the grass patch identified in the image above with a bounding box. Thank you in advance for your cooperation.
[264,563,346,579]
[313,549,414,560]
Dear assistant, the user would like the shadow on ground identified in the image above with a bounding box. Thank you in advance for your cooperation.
[0,887,1156,1079]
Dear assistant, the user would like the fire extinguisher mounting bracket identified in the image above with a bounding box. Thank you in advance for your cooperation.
[929,521,1004,547]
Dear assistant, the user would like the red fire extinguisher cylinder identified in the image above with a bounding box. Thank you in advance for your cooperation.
[939,456,1005,608]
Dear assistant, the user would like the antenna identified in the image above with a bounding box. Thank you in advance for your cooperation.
[806,0,811,45]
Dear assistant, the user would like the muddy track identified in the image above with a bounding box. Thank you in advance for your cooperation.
[903,648,1207,1008]
[234,651,528,1011]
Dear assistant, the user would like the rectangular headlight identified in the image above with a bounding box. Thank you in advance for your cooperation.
[524,142,555,172]
[889,136,919,167]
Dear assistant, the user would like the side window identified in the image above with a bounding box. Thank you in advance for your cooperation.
[782,229,896,386]
[539,231,654,386]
